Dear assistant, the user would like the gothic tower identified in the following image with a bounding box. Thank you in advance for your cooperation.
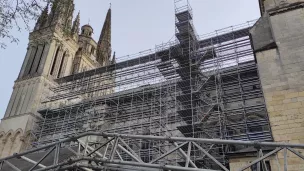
[0,1,114,157]
[0,0,79,157]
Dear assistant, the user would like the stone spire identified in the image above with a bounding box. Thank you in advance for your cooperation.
[72,11,80,35]
[96,7,111,66]
[48,0,74,32]
[34,3,49,30]
[64,1,74,32]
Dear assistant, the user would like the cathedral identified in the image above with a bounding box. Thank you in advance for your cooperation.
[0,0,304,170]
[0,0,114,157]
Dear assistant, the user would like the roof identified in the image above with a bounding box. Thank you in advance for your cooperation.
[82,24,93,29]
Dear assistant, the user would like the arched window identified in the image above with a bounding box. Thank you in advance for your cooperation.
[57,51,67,78]
[50,47,60,76]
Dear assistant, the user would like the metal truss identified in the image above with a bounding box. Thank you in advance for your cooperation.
[0,132,303,171]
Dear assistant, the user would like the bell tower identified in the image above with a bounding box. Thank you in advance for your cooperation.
[0,0,79,157]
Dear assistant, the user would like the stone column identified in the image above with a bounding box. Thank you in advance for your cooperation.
[58,53,69,78]
[0,139,5,156]
[18,45,32,79]
[52,48,64,78]
[4,85,19,118]
[37,41,52,75]
[1,135,13,157]
[23,45,38,77]
[6,84,25,117]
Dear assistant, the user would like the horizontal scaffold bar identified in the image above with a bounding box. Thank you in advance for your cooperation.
[1,131,304,162]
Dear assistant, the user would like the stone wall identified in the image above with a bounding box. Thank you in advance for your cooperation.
[254,6,304,171]
[261,0,304,12]
[229,156,279,171]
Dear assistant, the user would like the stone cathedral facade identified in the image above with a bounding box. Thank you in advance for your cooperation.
[0,0,114,157]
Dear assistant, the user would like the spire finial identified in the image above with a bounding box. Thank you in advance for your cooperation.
[110,2,112,9]
[34,2,49,30]
[111,51,116,64]
[88,18,90,25]
[72,10,80,36]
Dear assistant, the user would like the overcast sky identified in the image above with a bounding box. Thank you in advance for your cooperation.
[0,0,260,118]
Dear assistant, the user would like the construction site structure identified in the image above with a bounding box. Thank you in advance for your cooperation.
[1,0,304,170]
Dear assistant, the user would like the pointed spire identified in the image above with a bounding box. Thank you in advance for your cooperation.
[34,3,49,30]
[96,7,111,66]
[72,11,80,34]
[65,1,74,31]
[48,0,74,31]
[111,52,116,65]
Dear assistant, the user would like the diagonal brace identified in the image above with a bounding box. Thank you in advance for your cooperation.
[3,160,21,171]
[29,146,56,171]
[78,139,104,158]
[118,137,144,163]
[150,142,188,164]
[193,142,229,171]
[238,147,282,171]
[87,137,115,156]
[174,142,198,168]
[21,156,47,170]
[287,147,304,160]
[185,142,192,167]
[110,137,119,161]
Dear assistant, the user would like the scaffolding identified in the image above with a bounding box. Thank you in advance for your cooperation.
[11,0,275,170]
[1,132,304,171]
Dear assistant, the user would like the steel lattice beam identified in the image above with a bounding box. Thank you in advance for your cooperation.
[0,132,303,171]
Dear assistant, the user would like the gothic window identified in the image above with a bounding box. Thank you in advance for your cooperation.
[57,51,67,78]
[50,47,60,76]
[27,46,39,75]
[35,44,46,73]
